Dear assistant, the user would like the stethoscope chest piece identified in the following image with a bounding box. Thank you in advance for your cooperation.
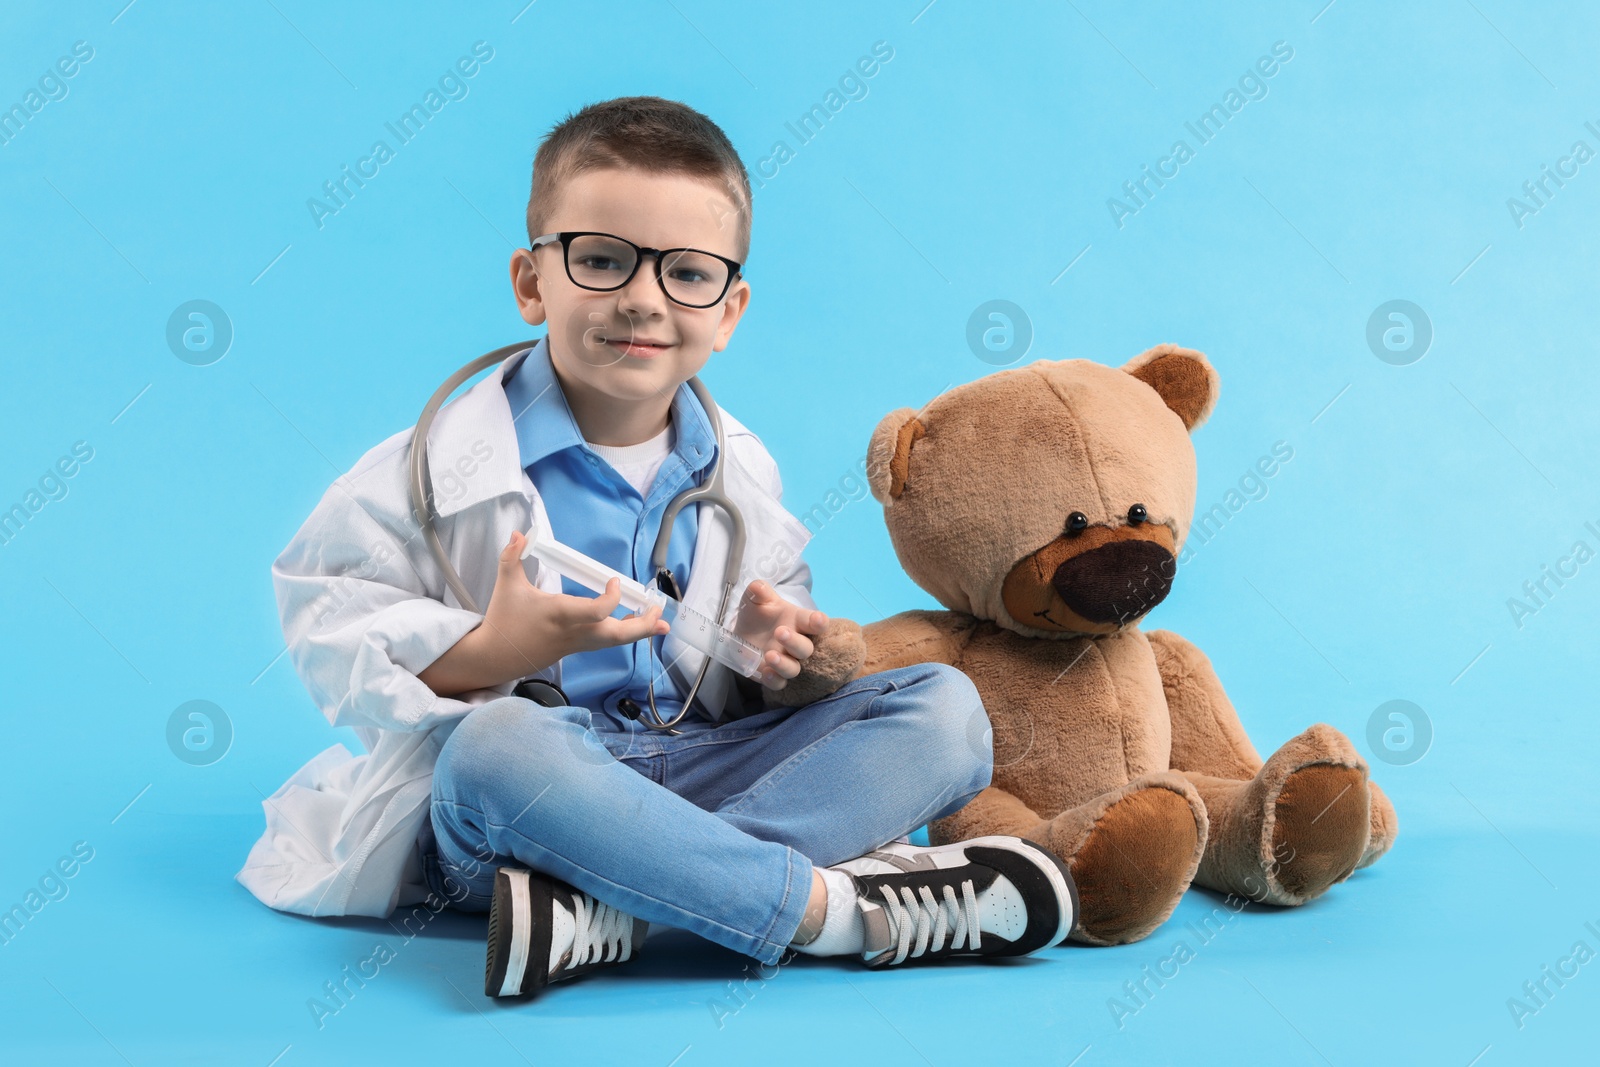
[512,678,569,708]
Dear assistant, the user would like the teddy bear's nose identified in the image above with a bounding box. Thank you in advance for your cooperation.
[1050,540,1175,624]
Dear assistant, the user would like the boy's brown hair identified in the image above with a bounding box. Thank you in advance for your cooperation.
[525,96,753,263]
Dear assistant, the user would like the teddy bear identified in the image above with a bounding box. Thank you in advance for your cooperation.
[785,345,1398,945]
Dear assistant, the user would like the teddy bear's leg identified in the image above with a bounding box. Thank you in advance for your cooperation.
[1047,774,1209,946]
[1359,780,1398,869]
[1146,629,1264,780]
[933,775,1208,946]
[1180,724,1371,906]
[1150,627,1398,887]
[927,784,1042,845]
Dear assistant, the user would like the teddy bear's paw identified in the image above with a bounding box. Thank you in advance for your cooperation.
[1253,725,1371,905]
[760,618,867,709]
[1048,774,1208,946]
[1356,779,1398,869]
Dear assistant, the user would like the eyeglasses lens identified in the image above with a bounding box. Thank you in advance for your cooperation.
[565,234,729,307]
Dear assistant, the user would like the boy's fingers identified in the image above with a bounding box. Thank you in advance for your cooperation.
[763,648,802,680]
[495,532,535,591]
[499,531,526,568]
[792,609,829,636]
[606,604,668,644]
[544,583,615,628]
[635,601,666,632]
[588,577,623,619]
[774,626,814,661]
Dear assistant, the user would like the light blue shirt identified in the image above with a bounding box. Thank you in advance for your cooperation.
[503,337,717,724]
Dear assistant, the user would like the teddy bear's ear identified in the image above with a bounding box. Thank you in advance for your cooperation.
[1122,344,1219,432]
[866,407,925,503]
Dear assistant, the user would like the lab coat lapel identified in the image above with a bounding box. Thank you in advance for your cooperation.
[423,345,536,522]
[407,343,567,696]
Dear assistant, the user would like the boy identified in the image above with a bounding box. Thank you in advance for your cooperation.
[238,96,1077,998]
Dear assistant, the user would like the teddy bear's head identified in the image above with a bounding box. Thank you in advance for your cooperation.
[865,345,1218,639]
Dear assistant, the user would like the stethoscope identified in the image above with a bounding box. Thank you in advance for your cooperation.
[408,339,748,733]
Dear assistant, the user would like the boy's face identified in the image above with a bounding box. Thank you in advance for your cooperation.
[510,167,750,408]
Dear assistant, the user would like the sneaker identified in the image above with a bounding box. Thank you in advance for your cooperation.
[484,867,648,998]
[832,836,1079,966]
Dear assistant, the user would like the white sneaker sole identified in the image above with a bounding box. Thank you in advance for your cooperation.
[485,867,649,998]
[486,867,538,997]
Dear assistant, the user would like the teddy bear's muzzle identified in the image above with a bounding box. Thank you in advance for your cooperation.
[1050,539,1175,625]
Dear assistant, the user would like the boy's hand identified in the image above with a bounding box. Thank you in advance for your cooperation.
[420,530,668,697]
[732,579,830,690]
[487,530,668,660]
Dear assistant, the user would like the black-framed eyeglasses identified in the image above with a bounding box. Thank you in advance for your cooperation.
[527,231,743,309]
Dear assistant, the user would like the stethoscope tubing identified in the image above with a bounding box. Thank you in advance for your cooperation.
[408,339,746,731]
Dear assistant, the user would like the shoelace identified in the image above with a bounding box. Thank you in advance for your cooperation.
[565,892,637,971]
[875,879,982,964]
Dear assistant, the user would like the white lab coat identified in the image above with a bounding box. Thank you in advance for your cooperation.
[235,345,817,918]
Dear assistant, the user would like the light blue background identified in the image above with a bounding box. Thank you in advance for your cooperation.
[2,0,1596,1063]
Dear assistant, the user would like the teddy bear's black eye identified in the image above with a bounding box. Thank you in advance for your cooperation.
[1127,504,1148,525]
[1065,511,1089,534]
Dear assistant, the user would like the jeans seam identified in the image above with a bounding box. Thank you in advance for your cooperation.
[666,730,771,751]
[756,847,806,957]
[719,685,896,818]
[436,797,792,956]
[923,780,987,829]
[424,825,500,907]
[717,727,835,819]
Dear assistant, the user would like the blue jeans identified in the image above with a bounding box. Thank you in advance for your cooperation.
[420,662,992,965]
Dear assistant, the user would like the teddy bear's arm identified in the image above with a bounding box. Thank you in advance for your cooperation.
[858,609,975,676]
[1145,629,1264,779]
[757,609,977,709]
[759,616,869,709]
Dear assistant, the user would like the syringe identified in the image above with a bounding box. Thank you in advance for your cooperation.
[520,525,767,681]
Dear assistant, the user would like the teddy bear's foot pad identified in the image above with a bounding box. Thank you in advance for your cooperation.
[1269,763,1369,901]
[1050,780,1204,945]
[1357,779,1399,870]
[1190,724,1373,906]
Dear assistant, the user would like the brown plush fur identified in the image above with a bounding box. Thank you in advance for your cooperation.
[762,617,866,709]
[826,345,1397,944]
